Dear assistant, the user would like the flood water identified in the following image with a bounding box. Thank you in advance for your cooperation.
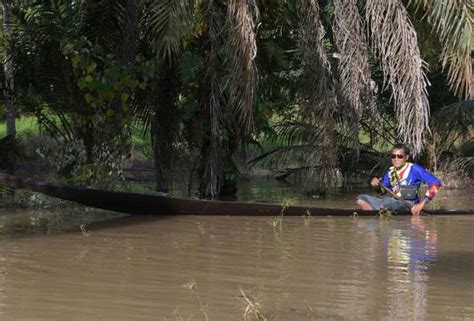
[0,183,473,320]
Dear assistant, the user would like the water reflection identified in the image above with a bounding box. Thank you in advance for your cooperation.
[0,208,472,320]
[234,178,474,210]
[384,217,437,321]
[0,208,125,237]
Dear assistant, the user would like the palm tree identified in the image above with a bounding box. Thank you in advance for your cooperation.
[139,0,195,192]
[142,0,258,198]
[137,0,471,196]
[4,0,471,197]
[251,0,471,192]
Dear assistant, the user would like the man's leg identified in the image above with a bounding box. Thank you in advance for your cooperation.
[356,194,382,210]
[357,198,374,210]
[381,198,411,212]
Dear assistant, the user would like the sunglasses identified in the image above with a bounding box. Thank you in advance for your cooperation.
[391,154,405,159]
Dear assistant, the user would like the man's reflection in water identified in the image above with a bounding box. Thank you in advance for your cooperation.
[384,216,437,321]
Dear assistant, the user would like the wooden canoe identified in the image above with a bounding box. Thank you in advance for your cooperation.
[0,174,473,216]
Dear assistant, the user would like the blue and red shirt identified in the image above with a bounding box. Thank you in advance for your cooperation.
[380,162,441,204]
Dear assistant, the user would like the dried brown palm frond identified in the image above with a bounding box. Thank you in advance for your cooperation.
[298,0,334,117]
[410,0,473,99]
[333,0,375,169]
[297,0,338,190]
[198,0,226,198]
[227,0,259,133]
[333,0,373,118]
[367,0,430,155]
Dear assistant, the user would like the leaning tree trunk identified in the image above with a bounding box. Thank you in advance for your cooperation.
[151,62,180,193]
[1,0,15,138]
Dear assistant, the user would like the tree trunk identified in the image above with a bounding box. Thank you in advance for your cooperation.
[151,62,179,193]
[1,0,15,138]
[120,0,139,66]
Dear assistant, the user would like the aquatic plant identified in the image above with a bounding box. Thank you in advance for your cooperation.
[240,288,268,321]
[272,197,297,230]
[303,209,313,226]
[378,208,394,219]
[79,224,90,237]
[182,280,210,321]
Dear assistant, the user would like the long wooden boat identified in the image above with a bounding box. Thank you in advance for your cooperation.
[0,174,472,216]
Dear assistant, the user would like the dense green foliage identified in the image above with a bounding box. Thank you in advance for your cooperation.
[0,0,472,197]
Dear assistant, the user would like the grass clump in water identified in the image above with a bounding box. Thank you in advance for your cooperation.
[182,280,210,321]
[378,208,394,219]
[303,209,313,226]
[272,197,297,230]
[240,288,268,321]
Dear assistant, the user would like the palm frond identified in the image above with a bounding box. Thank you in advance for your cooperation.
[332,0,375,168]
[142,0,195,60]
[227,0,259,133]
[333,0,373,117]
[433,99,474,127]
[367,0,430,155]
[298,0,334,116]
[0,135,26,160]
[297,0,338,189]
[197,0,227,198]
[426,100,473,171]
[10,1,84,105]
[0,183,9,195]
[273,119,324,147]
[410,0,473,98]
[249,144,319,171]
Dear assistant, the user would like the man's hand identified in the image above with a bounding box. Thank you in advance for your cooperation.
[370,177,381,188]
[411,200,426,216]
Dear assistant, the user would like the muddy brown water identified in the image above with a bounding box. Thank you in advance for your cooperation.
[0,185,473,320]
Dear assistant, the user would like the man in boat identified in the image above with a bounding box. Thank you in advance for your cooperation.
[356,143,441,215]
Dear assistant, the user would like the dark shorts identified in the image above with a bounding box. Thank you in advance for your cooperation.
[356,194,411,212]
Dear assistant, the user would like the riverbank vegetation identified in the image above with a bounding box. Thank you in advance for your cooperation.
[1,0,472,202]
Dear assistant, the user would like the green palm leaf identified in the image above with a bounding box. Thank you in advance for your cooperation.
[433,99,474,130]
[142,0,195,59]
[410,0,473,98]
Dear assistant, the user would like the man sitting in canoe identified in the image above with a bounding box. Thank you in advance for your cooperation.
[356,143,441,215]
